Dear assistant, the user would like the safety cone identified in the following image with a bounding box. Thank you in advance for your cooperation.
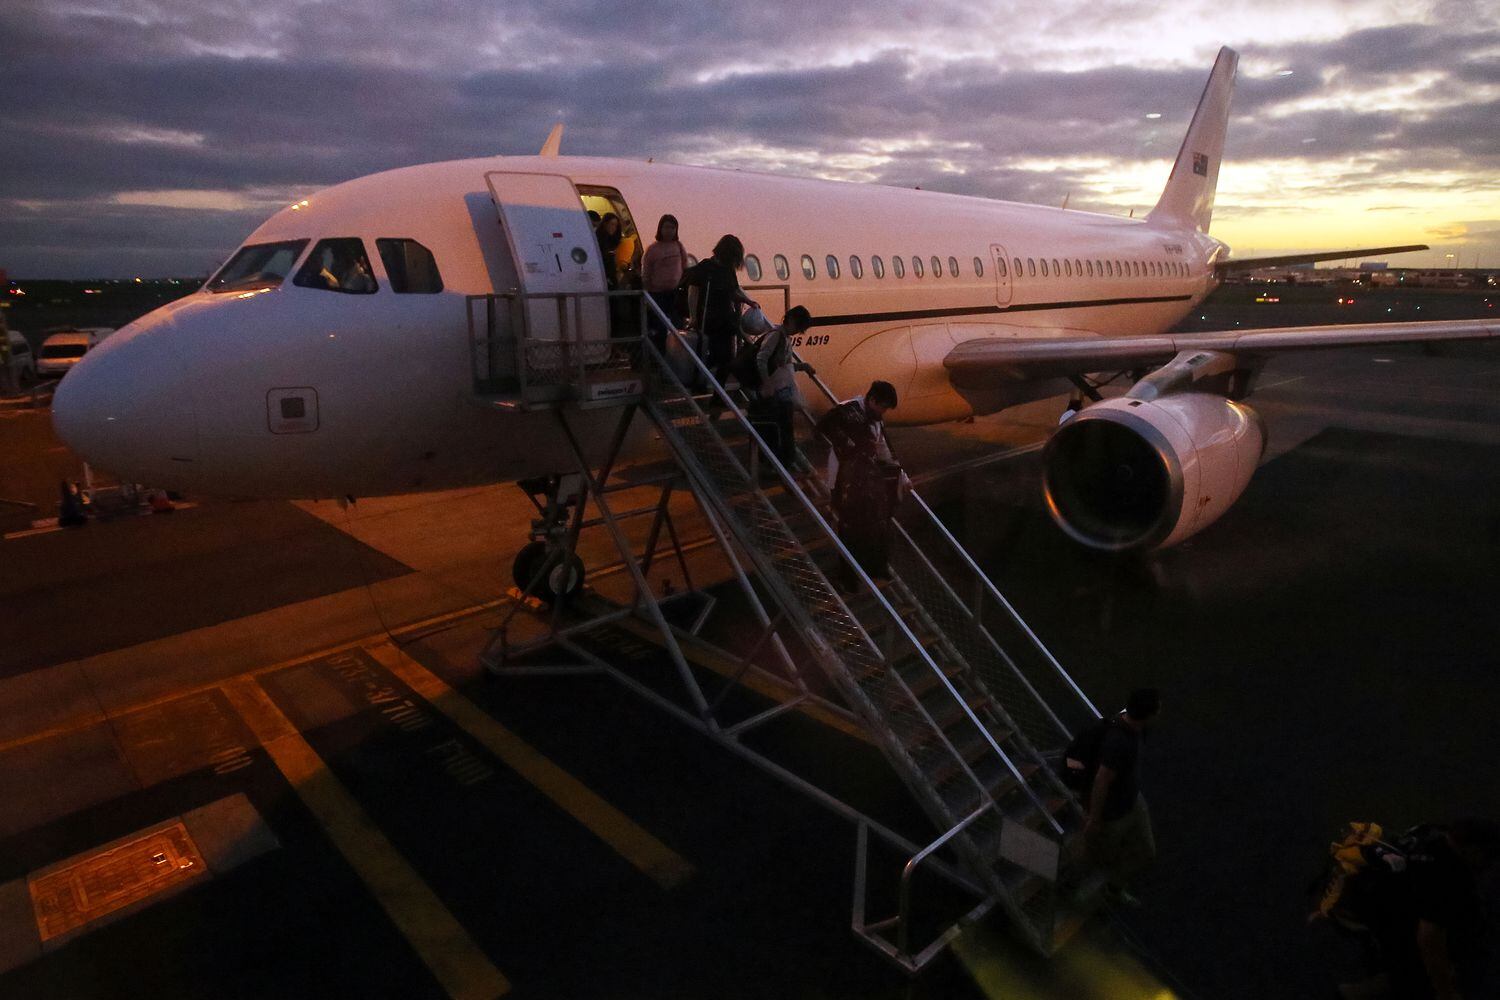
[57,480,87,528]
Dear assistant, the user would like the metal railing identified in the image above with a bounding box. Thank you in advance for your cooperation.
[634,293,1072,952]
[465,288,647,404]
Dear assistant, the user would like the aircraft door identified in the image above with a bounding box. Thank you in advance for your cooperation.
[484,171,607,342]
[990,244,1013,306]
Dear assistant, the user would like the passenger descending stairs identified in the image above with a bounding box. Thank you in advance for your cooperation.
[635,334,1098,955]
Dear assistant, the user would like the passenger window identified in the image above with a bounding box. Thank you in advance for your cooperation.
[801,254,816,280]
[295,238,377,294]
[687,254,699,267]
[850,255,863,279]
[996,258,1006,277]
[912,256,924,278]
[745,254,763,281]
[1113,260,1121,277]
[1063,260,1072,277]
[825,254,840,279]
[1027,258,1036,277]
[973,256,984,277]
[774,254,790,280]
[1086,260,1094,277]
[1075,259,1083,275]
[376,238,443,294]
[893,255,905,278]
[948,256,959,277]
[208,239,309,293]
[1040,259,1049,277]
[1013,257,1022,275]
[872,255,885,278]
[930,256,941,278]
[1052,258,1061,276]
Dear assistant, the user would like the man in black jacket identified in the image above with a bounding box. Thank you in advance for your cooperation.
[678,234,758,381]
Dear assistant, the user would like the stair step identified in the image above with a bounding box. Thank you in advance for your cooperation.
[896,654,963,700]
[926,685,990,732]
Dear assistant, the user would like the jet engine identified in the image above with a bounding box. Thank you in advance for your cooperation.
[1042,392,1265,551]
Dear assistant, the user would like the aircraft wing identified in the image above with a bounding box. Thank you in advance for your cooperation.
[1214,244,1426,274]
[944,318,1500,384]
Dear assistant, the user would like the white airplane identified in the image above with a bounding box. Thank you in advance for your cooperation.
[52,47,1497,552]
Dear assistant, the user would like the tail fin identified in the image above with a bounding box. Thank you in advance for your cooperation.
[1147,47,1237,233]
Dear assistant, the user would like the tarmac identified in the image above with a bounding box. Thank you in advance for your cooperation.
[1,285,1498,999]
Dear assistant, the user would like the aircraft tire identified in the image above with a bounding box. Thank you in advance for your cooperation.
[512,540,550,597]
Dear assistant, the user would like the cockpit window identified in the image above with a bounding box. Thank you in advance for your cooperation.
[376,238,443,294]
[207,240,309,293]
[294,238,378,294]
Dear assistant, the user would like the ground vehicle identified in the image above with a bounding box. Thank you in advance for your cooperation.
[36,328,113,379]
[4,329,37,388]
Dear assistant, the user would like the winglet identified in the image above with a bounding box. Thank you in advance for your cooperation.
[1147,47,1238,233]
[540,123,564,157]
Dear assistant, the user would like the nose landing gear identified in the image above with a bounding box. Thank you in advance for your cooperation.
[512,473,587,605]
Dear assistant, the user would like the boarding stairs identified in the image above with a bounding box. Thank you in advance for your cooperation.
[466,289,1102,964]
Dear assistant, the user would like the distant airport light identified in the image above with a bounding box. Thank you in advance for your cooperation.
[1276,69,1294,76]
[1145,113,1162,119]
[1255,296,1280,303]
[290,199,311,211]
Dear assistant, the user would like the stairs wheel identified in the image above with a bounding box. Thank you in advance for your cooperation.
[511,541,584,605]
[546,553,585,605]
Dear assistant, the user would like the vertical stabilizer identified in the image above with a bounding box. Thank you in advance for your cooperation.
[1147,47,1237,233]
[539,123,564,157]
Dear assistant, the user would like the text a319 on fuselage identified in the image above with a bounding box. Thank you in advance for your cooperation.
[50,47,1499,551]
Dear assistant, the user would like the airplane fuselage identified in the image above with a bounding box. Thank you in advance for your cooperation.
[52,154,1224,500]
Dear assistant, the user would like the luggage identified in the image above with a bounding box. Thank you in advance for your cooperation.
[836,457,901,576]
[665,328,705,389]
[1061,715,1116,791]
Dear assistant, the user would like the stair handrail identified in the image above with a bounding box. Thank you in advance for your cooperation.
[786,344,1098,723]
[641,294,1061,836]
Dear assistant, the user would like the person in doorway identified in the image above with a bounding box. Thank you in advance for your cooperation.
[752,306,816,470]
[678,234,758,381]
[815,380,905,590]
[1085,687,1161,907]
[594,213,622,288]
[641,214,688,347]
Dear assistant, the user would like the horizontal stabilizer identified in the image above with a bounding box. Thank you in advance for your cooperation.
[945,318,1500,385]
[1216,244,1428,274]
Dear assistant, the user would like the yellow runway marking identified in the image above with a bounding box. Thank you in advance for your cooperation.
[0,598,512,757]
[368,642,695,890]
[220,676,510,1000]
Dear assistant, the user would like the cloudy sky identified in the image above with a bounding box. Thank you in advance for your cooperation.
[3,0,1497,277]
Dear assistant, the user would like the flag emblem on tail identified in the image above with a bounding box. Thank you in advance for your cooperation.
[1192,152,1210,176]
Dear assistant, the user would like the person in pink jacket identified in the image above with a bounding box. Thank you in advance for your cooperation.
[641,214,688,345]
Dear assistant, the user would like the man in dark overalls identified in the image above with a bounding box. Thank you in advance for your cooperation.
[815,380,904,591]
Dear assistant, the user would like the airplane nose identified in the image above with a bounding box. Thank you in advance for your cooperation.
[52,322,199,489]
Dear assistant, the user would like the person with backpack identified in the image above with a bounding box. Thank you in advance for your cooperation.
[747,306,815,469]
[678,234,758,382]
[1324,818,1500,1000]
[1072,687,1161,906]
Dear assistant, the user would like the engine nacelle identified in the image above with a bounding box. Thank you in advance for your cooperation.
[1042,393,1266,551]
